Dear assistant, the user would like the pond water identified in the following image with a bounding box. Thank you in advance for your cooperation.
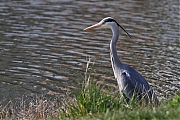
[0,0,179,104]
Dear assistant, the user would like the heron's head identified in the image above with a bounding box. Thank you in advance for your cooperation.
[84,17,131,38]
[84,17,118,30]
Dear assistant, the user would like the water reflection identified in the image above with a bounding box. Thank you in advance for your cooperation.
[0,0,179,104]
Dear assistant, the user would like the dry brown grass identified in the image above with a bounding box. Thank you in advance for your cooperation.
[0,94,75,120]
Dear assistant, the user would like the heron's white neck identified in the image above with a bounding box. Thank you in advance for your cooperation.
[111,24,119,44]
[110,24,122,66]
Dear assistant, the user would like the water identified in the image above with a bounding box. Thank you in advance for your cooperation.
[0,0,179,104]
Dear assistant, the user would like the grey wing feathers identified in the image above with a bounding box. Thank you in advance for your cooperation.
[124,65,151,90]
[120,65,153,99]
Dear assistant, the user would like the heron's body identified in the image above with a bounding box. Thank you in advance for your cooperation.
[84,17,158,104]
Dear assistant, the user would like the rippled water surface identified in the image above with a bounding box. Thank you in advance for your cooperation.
[0,0,179,103]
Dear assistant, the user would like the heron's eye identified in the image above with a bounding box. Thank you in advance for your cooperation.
[102,21,106,24]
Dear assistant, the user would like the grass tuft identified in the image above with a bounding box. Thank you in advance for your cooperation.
[60,79,180,120]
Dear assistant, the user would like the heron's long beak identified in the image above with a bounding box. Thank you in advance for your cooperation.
[84,22,102,30]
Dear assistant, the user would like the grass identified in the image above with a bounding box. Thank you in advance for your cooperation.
[60,81,124,119]
[0,95,63,119]
[0,60,180,119]
[59,79,180,120]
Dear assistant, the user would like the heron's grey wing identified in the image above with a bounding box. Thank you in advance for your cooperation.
[120,65,158,104]
[125,65,151,90]
[120,65,152,99]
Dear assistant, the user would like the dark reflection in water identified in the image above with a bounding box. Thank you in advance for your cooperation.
[0,0,179,104]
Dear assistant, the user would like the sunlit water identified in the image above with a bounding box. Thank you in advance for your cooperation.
[0,0,179,104]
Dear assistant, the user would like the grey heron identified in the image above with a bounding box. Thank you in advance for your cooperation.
[84,17,158,105]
